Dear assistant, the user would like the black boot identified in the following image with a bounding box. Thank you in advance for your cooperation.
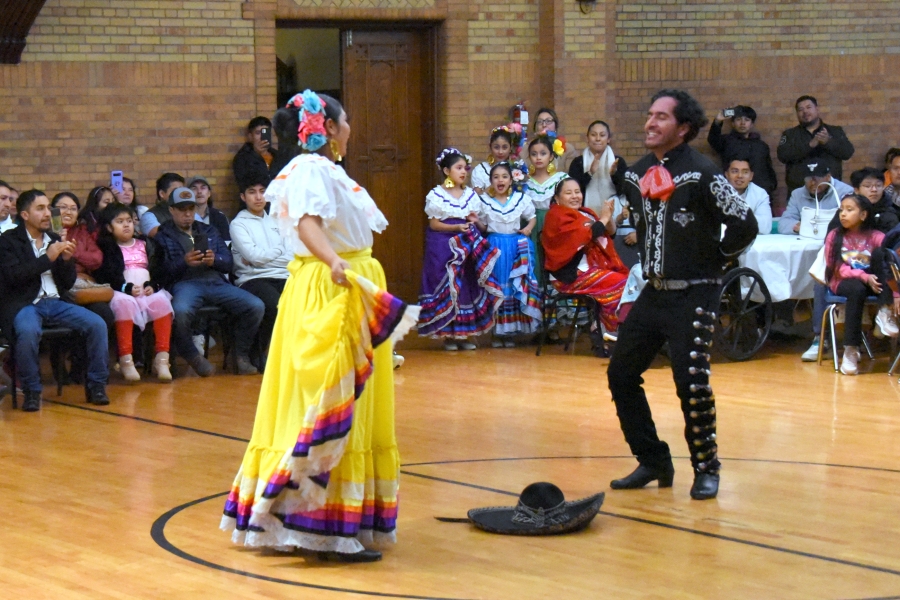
[690,472,719,500]
[610,462,674,489]
[21,390,42,412]
[85,383,110,406]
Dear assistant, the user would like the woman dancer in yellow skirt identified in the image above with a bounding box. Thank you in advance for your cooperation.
[221,90,418,563]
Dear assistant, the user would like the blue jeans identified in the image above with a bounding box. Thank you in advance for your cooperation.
[13,298,109,393]
[812,283,826,336]
[170,278,264,360]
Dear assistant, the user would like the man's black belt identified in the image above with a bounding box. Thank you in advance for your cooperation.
[648,277,722,291]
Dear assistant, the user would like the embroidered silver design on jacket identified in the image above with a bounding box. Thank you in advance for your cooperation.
[711,174,749,219]
[643,196,667,278]
[673,211,695,227]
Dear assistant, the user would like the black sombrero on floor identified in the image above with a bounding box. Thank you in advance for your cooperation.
[438,482,605,536]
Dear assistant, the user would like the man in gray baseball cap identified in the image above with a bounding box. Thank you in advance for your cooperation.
[151,185,264,377]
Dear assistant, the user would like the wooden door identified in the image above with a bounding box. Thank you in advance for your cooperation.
[342,29,434,303]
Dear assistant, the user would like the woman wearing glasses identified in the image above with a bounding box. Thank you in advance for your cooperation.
[533,108,580,174]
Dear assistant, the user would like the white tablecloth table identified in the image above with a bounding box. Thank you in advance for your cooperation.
[739,234,824,302]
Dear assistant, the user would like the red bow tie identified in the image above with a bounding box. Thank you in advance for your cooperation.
[639,165,675,202]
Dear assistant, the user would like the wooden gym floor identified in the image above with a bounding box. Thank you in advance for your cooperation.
[1,334,899,600]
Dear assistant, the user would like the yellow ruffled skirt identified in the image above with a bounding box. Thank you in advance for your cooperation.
[221,249,417,554]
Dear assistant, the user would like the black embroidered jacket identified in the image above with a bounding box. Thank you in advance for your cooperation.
[623,143,758,281]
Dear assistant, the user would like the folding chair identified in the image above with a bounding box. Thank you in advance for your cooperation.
[4,327,77,409]
[817,290,876,372]
[534,265,598,357]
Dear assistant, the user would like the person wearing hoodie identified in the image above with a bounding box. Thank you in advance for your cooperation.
[229,173,291,366]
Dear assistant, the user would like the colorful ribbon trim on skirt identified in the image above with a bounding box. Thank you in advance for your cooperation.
[223,265,418,546]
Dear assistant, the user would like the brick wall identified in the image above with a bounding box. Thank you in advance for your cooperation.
[4,0,900,215]
[1,0,257,216]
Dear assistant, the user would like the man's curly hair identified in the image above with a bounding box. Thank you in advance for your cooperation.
[650,89,709,144]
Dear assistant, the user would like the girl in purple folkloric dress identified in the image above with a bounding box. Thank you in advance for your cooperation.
[417,148,503,351]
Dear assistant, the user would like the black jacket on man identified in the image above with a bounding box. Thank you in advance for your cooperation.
[707,122,778,196]
[0,222,76,335]
[233,142,275,190]
[777,122,854,193]
[622,143,758,281]
[151,220,233,290]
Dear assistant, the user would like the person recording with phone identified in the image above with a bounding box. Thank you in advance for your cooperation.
[233,116,278,192]
[152,187,264,377]
[707,105,777,198]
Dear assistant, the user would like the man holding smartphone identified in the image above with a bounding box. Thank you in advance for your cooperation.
[707,105,778,198]
[233,116,276,191]
[152,187,264,377]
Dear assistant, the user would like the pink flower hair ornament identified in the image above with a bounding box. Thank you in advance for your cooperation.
[286,90,329,152]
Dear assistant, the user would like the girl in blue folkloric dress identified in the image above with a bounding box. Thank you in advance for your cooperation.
[478,162,542,346]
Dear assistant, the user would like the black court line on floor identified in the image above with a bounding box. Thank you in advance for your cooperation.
[38,399,900,596]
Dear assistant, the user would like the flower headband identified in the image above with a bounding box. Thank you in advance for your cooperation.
[435,148,472,169]
[287,90,328,152]
[532,133,566,158]
[491,125,515,136]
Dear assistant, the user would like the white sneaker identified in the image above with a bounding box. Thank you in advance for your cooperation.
[840,346,860,375]
[392,352,404,369]
[801,337,827,362]
[458,341,477,351]
[491,339,504,348]
[192,334,206,355]
[875,306,899,338]
[443,341,458,351]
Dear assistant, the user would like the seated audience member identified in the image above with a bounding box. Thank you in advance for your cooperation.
[0,180,15,232]
[51,191,113,381]
[803,169,895,362]
[233,116,276,189]
[152,187,264,377]
[94,203,173,382]
[140,172,185,238]
[187,175,231,243]
[8,187,19,211]
[883,148,900,206]
[724,157,773,234]
[229,174,290,367]
[112,176,144,229]
[838,168,898,234]
[826,194,899,375]
[541,178,628,354]
[0,190,110,411]
[708,105,778,197]
[777,95,855,193]
[61,188,117,345]
[778,159,853,234]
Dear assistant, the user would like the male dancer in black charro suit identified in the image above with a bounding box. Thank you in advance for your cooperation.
[607,90,758,500]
